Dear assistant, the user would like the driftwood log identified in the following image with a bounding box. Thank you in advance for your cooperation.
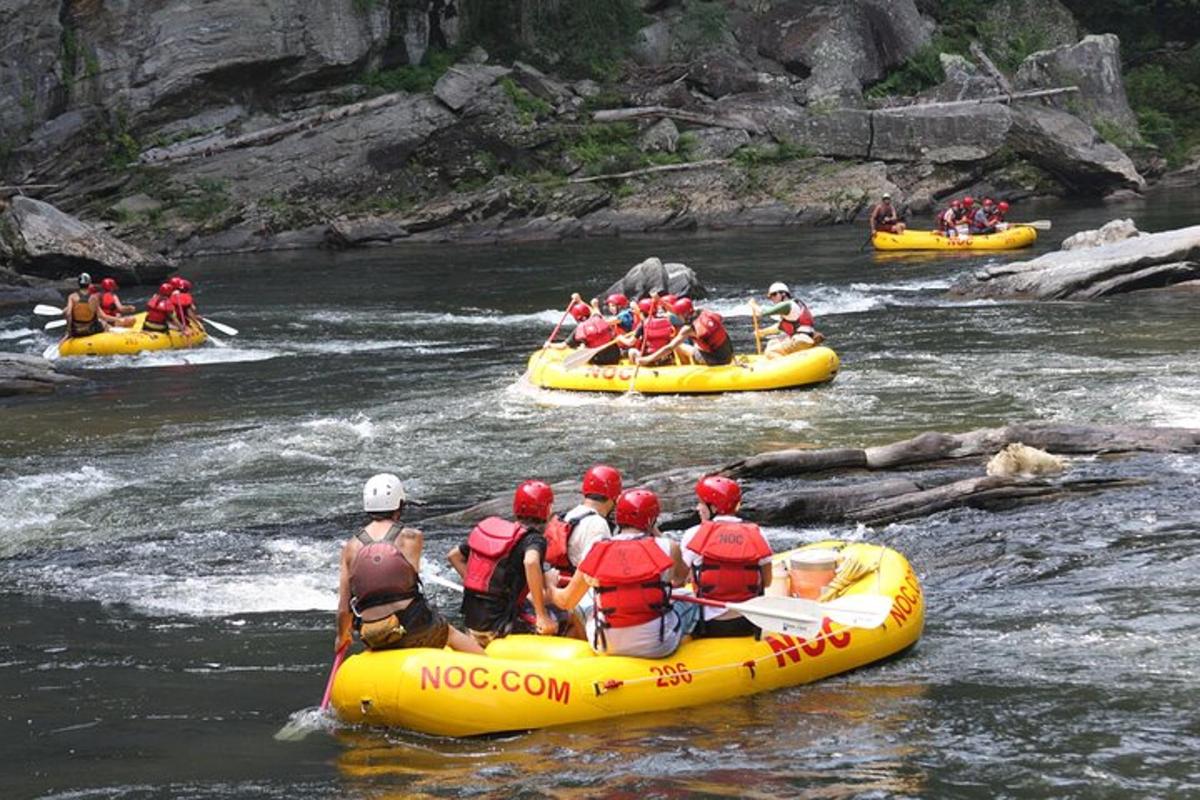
[423,423,1198,530]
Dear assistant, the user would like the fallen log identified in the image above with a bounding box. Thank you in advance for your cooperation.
[568,159,729,184]
[592,105,766,134]
[874,86,1078,114]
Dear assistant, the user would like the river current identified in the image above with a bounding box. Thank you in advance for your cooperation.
[2,190,1198,798]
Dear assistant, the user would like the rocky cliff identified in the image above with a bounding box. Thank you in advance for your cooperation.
[0,0,1155,263]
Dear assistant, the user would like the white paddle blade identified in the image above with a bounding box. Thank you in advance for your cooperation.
[34,304,65,316]
[206,333,229,348]
[422,572,464,593]
[44,319,67,330]
[42,342,61,361]
[1020,220,1052,230]
[203,318,239,336]
[729,594,894,631]
[561,346,601,371]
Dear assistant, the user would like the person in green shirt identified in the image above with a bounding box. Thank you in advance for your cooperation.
[748,282,824,358]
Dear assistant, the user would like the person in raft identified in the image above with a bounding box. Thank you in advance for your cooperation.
[987,200,1010,230]
[681,476,773,638]
[629,295,679,367]
[868,192,905,234]
[141,282,185,334]
[551,488,697,659]
[936,199,963,237]
[543,464,622,583]
[969,197,998,235]
[336,473,484,655]
[169,277,200,329]
[599,292,639,335]
[97,278,137,327]
[548,293,624,366]
[637,297,734,367]
[448,479,574,647]
[64,273,117,338]
[748,282,824,359]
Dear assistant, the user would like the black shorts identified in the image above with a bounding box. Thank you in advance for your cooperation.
[694,614,760,639]
[589,345,620,365]
[70,320,103,337]
[695,338,734,366]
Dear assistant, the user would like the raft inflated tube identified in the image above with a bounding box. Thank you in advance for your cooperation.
[330,541,924,736]
[524,346,839,394]
[57,312,207,357]
[872,226,1037,251]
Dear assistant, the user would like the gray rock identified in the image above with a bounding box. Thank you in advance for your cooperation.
[1,197,174,284]
[150,105,246,142]
[686,127,751,159]
[687,51,763,98]
[717,94,872,158]
[922,54,995,102]
[639,118,680,154]
[1015,34,1140,145]
[754,0,931,101]
[110,194,163,217]
[0,266,66,311]
[0,1,65,146]
[511,61,572,104]
[433,64,512,112]
[950,224,1200,299]
[1007,104,1145,193]
[573,80,602,99]
[632,21,673,67]
[872,104,1012,163]
[326,215,411,247]
[0,352,81,397]
[981,0,1079,68]
[603,256,708,300]
[1061,219,1141,251]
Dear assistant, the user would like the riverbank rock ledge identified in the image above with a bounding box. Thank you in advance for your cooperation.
[0,352,81,397]
[0,197,175,284]
[950,223,1200,300]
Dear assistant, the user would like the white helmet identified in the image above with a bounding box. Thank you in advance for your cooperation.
[768,281,790,296]
[363,473,406,512]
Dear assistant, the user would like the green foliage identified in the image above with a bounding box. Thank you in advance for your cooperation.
[500,78,553,125]
[675,1,729,56]
[568,122,643,175]
[731,140,812,168]
[865,38,953,99]
[353,0,378,13]
[103,114,141,170]
[179,179,230,223]
[362,48,459,95]
[1126,62,1200,164]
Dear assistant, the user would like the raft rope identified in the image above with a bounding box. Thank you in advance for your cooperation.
[591,626,845,696]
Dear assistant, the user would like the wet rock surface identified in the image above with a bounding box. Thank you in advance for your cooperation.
[0,352,81,397]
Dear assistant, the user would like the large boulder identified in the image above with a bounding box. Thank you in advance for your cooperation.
[0,196,174,284]
[1061,219,1141,251]
[433,64,512,112]
[1007,105,1145,194]
[716,94,872,158]
[687,51,765,99]
[871,104,1012,163]
[980,0,1079,70]
[604,257,707,300]
[0,352,81,397]
[949,223,1200,300]
[751,0,931,102]
[1015,34,1140,146]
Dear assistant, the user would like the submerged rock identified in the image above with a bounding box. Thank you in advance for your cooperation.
[603,257,707,301]
[0,352,81,397]
[950,223,1200,300]
[1061,219,1141,251]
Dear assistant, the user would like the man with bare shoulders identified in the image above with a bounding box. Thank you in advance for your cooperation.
[335,473,482,655]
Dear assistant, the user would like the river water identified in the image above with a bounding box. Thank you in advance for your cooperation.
[2,190,1198,798]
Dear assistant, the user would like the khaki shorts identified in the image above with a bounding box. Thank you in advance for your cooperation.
[361,610,450,651]
[766,334,815,356]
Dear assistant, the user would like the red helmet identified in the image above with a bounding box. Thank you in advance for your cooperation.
[101,277,118,291]
[569,302,591,322]
[606,293,629,309]
[513,479,554,520]
[672,297,694,319]
[615,489,660,531]
[178,278,193,292]
[951,199,962,208]
[963,196,975,207]
[158,282,175,296]
[998,201,1010,212]
[696,475,741,515]
[637,298,654,316]
[582,464,622,501]
[169,276,187,290]
[982,197,994,207]
[661,294,678,306]
[175,292,194,306]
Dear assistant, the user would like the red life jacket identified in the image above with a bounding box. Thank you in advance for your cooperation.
[543,508,599,571]
[779,302,814,336]
[100,291,120,316]
[691,309,728,353]
[580,536,673,629]
[349,524,421,618]
[685,520,771,603]
[574,315,615,348]
[642,316,675,353]
[463,517,528,596]
[144,295,171,326]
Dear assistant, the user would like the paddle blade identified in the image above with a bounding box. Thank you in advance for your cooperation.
[1018,220,1052,230]
[203,318,238,336]
[44,319,67,330]
[561,346,598,371]
[34,304,64,316]
[274,707,330,742]
[206,333,229,348]
[729,594,894,632]
[422,571,465,594]
[42,342,60,361]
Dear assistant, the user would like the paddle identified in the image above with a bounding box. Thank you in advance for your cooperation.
[672,593,893,635]
[33,304,65,316]
[562,339,620,370]
[626,329,649,396]
[273,640,350,742]
[42,342,60,361]
[859,231,875,252]
[1013,219,1052,230]
[321,641,350,710]
[201,318,238,336]
[544,299,576,346]
[423,571,465,594]
[751,306,763,355]
[44,319,66,330]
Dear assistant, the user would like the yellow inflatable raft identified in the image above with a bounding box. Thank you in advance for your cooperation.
[872,225,1037,251]
[57,312,207,357]
[330,541,924,737]
[524,345,839,394]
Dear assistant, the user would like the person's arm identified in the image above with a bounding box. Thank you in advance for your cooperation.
[335,540,355,652]
[637,325,689,365]
[63,295,75,323]
[668,540,689,588]
[447,543,469,580]
[549,569,590,611]
[523,547,555,634]
[397,526,424,569]
[868,204,879,232]
[759,562,773,590]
